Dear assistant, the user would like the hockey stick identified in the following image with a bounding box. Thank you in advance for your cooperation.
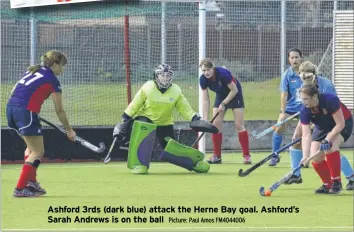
[251,112,300,140]
[259,149,321,196]
[40,117,106,154]
[238,138,301,177]
[192,112,220,148]
[104,138,129,164]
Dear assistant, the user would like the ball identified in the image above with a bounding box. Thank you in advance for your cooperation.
[264,190,272,197]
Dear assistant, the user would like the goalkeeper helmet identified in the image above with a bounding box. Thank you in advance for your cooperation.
[154,64,173,90]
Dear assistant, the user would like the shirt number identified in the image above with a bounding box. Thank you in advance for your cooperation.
[18,72,44,86]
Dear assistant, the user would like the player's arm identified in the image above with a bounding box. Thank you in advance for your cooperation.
[202,89,210,121]
[222,81,238,105]
[176,93,198,121]
[279,74,289,114]
[300,110,312,159]
[124,88,146,118]
[325,97,345,143]
[52,92,72,132]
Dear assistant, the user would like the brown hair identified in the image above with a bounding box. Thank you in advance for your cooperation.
[199,58,214,69]
[28,50,67,74]
[300,83,319,97]
[299,61,318,75]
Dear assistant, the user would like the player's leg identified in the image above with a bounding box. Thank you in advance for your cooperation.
[324,134,344,194]
[157,126,209,173]
[126,117,156,174]
[269,112,292,166]
[285,140,304,184]
[7,105,44,197]
[340,155,354,190]
[232,107,251,165]
[338,118,354,191]
[208,104,225,164]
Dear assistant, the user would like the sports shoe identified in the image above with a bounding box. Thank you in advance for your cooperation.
[13,188,35,197]
[131,165,148,174]
[192,161,210,173]
[314,185,330,194]
[303,163,309,168]
[243,155,252,165]
[268,155,280,166]
[27,181,46,196]
[346,180,354,191]
[284,175,303,185]
[329,180,342,194]
[207,155,222,164]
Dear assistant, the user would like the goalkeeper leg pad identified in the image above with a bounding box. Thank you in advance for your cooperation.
[127,121,157,174]
[161,137,210,173]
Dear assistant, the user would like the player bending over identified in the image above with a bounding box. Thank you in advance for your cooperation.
[6,50,76,197]
[199,58,251,165]
[285,61,354,190]
[299,84,353,194]
[113,64,210,174]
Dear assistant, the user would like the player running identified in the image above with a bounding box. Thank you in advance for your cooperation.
[112,64,210,174]
[6,50,76,197]
[199,58,251,165]
[299,84,353,194]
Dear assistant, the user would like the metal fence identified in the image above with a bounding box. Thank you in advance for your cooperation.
[1,0,353,126]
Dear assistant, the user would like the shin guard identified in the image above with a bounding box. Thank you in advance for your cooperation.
[161,137,210,173]
[127,121,157,170]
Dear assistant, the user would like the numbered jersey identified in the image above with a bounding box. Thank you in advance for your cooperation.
[8,67,62,113]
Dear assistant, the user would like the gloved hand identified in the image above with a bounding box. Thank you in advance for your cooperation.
[191,114,202,122]
[113,113,132,141]
[320,140,332,151]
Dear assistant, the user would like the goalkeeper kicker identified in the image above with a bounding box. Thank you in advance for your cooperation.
[112,64,213,174]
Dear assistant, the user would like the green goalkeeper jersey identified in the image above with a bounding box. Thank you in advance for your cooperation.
[124,80,196,126]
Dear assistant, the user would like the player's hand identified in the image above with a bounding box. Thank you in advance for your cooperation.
[300,155,310,166]
[67,129,76,142]
[279,113,287,122]
[320,140,332,151]
[292,132,301,142]
[218,103,226,112]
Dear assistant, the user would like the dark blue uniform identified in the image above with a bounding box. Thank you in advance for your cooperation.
[300,93,353,142]
[199,67,244,109]
[6,67,62,136]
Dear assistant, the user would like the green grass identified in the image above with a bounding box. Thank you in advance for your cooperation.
[1,151,353,231]
[1,78,281,126]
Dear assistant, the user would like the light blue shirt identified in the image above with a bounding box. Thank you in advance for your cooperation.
[316,75,336,95]
[280,66,302,113]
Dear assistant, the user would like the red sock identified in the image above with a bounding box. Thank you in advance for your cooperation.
[238,130,250,157]
[325,150,341,182]
[312,160,332,188]
[16,163,36,190]
[212,133,222,157]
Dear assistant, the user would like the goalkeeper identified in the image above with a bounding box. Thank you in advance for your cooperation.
[113,64,210,174]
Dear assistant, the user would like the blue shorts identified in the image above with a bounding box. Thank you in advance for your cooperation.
[214,93,245,109]
[312,117,353,143]
[6,104,43,136]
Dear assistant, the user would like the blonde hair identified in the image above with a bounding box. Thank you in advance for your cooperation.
[28,50,67,74]
[299,61,318,75]
[199,58,214,69]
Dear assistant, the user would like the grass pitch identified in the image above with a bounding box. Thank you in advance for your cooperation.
[1,151,353,231]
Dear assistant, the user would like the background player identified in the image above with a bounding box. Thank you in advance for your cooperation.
[6,50,76,197]
[299,84,353,194]
[113,64,209,174]
[269,48,303,166]
[199,58,251,165]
